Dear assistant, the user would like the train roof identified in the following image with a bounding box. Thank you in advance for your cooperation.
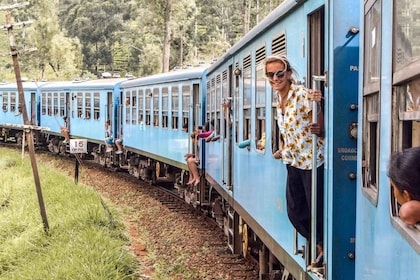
[39,78,127,91]
[207,0,302,74]
[121,66,207,88]
[0,81,50,91]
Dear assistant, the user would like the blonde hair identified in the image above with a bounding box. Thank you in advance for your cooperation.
[263,54,297,83]
[263,54,291,70]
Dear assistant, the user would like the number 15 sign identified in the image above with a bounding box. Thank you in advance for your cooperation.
[69,139,87,154]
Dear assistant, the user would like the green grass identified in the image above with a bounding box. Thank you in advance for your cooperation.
[0,149,140,280]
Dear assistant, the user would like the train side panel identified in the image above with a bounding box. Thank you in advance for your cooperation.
[206,1,330,279]
[324,0,360,279]
[0,82,44,143]
[204,0,362,279]
[120,68,207,183]
[355,0,420,279]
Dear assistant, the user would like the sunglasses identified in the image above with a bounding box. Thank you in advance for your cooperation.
[265,69,287,79]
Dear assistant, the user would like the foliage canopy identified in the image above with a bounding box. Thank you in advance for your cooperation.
[0,0,284,81]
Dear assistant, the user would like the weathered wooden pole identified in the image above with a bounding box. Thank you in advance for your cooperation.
[5,11,49,232]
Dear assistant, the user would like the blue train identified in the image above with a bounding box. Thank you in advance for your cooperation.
[1,0,419,279]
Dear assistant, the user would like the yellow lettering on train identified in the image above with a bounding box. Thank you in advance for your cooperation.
[337,147,357,153]
[341,155,357,161]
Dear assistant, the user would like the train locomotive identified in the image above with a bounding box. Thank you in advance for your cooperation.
[1,0,420,279]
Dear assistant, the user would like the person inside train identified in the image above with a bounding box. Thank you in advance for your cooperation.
[182,122,188,132]
[15,105,22,116]
[223,98,233,129]
[388,146,420,225]
[61,116,70,143]
[407,77,420,111]
[264,54,325,271]
[104,119,113,153]
[256,132,266,151]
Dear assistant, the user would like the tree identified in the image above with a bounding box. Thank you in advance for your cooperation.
[6,0,83,80]
[61,0,127,76]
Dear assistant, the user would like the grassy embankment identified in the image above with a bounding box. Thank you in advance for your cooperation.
[0,148,140,280]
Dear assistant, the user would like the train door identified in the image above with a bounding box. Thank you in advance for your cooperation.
[307,6,325,270]
[221,68,233,190]
[192,84,200,131]
[315,2,358,279]
[107,92,113,124]
[191,83,201,166]
[226,66,233,189]
[31,92,36,125]
[65,92,70,129]
[115,91,121,144]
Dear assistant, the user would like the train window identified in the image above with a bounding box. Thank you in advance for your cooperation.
[393,0,420,75]
[85,92,91,119]
[77,92,83,118]
[271,92,280,154]
[162,87,168,128]
[243,54,252,142]
[363,0,382,94]
[41,93,46,115]
[361,92,380,204]
[60,93,65,117]
[390,80,420,251]
[145,89,151,126]
[215,75,221,135]
[125,93,130,124]
[172,86,179,130]
[391,1,420,246]
[153,88,159,127]
[138,89,144,125]
[182,85,190,129]
[93,92,100,120]
[362,0,382,205]
[270,34,286,155]
[234,61,240,144]
[48,92,53,116]
[10,92,16,112]
[2,92,8,111]
[255,46,266,153]
[53,92,58,116]
[222,70,229,138]
[131,90,137,125]
[206,80,214,128]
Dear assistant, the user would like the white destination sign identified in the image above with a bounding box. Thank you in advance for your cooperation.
[69,139,87,154]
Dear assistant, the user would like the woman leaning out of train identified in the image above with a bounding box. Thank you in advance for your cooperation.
[184,122,215,186]
[264,54,325,271]
[388,146,420,226]
[184,126,201,187]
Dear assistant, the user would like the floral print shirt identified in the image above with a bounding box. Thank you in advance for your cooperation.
[276,83,324,170]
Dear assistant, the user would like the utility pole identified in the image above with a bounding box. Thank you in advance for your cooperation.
[1,2,49,232]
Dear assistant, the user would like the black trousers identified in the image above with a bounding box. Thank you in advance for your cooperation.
[286,164,324,245]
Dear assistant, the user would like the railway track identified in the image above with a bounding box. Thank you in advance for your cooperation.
[1,143,259,279]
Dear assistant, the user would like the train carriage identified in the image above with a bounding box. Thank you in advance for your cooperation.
[206,0,358,279]
[119,67,207,189]
[38,78,126,158]
[0,81,47,145]
[0,0,419,279]
[355,0,420,279]
[202,0,420,279]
